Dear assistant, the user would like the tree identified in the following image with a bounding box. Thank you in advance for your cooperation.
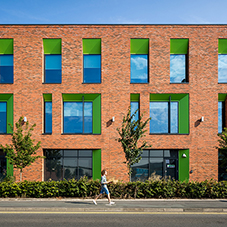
[217,128,227,180]
[117,106,151,181]
[0,116,43,181]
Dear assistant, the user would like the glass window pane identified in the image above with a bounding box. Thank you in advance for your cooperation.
[64,158,77,180]
[131,54,148,83]
[0,55,13,84]
[170,54,186,83]
[78,158,92,179]
[64,102,83,133]
[79,150,92,157]
[83,55,101,83]
[45,102,52,133]
[64,150,78,157]
[131,101,139,122]
[131,157,149,181]
[150,102,168,133]
[0,102,7,133]
[150,158,163,177]
[45,55,61,69]
[84,102,93,133]
[218,101,223,133]
[150,150,163,157]
[218,55,227,83]
[45,55,61,83]
[164,150,178,158]
[170,102,178,133]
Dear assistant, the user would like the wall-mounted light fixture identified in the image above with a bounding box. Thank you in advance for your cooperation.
[112,117,115,122]
[182,153,187,158]
[201,116,204,122]
[24,117,27,122]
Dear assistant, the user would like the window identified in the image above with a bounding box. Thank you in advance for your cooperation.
[150,94,189,134]
[44,149,92,181]
[218,94,227,133]
[170,39,188,83]
[0,39,13,84]
[43,39,61,83]
[0,94,13,134]
[130,39,148,83]
[0,102,7,133]
[43,94,52,134]
[130,94,140,122]
[63,94,101,134]
[218,39,227,83]
[218,149,227,181]
[83,39,101,83]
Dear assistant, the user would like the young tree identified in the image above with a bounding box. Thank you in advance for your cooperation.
[217,128,227,179]
[117,107,151,181]
[0,117,42,181]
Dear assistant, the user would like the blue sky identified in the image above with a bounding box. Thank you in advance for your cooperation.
[0,0,226,24]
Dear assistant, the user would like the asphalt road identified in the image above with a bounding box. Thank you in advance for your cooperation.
[0,213,226,227]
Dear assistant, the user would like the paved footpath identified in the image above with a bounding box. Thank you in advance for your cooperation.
[0,198,227,213]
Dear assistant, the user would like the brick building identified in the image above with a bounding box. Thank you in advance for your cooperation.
[0,24,226,182]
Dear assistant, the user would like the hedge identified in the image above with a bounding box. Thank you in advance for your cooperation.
[0,177,227,198]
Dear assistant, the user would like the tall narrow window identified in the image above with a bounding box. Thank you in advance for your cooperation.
[218,39,227,83]
[83,39,101,83]
[0,39,13,84]
[0,102,7,133]
[218,101,224,133]
[150,94,189,134]
[44,94,52,134]
[130,94,140,122]
[43,39,61,83]
[170,39,189,83]
[130,39,148,83]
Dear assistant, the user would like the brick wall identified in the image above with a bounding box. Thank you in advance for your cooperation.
[0,24,225,182]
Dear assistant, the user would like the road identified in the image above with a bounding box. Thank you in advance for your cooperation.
[0,213,226,227]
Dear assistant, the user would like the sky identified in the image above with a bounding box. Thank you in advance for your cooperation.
[0,0,226,24]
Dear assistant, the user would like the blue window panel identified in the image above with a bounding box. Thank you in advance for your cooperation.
[218,55,227,83]
[64,102,83,133]
[170,55,186,83]
[45,55,61,83]
[218,101,223,133]
[0,102,7,134]
[0,55,13,84]
[170,102,178,133]
[150,102,168,133]
[45,102,52,133]
[131,55,148,83]
[131,101,139,122]
[83,55,101,83]
[84,102,93,133]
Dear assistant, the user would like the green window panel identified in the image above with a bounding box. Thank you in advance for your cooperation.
[130,39,149,54]
[178,149,189,182]
[218,39,227,54]
[62,94,101,134]
[170,39,189,54]
[83,39,101,54]
[150,94,189,134]
[130,94,140,102]
[43,39,61,54]
[43,94,52,102]
[218,93,227,101]
[0,94,13,134]
[92,149,101,180]
[6,158,13,177]
[0,39,13,54]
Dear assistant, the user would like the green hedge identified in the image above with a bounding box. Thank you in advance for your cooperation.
[0,178,227,198]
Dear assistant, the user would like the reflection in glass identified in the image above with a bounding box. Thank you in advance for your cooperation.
[170,54,186,83]
[0,55,13,83]
[218,101,224,133]
[170,102,178,133]
[131,157,149,181]
[44,102,52,133]
[150,102,168,133]
[83,55,101,83]
[45,55,61,83]
[218,55,227,83]
[131,55,148,83]
[150,158,163,177]
[131,101,139,123]
[0,102,7,133]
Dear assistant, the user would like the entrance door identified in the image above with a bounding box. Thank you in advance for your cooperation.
[0,150,6,181]
[164,159,178,180]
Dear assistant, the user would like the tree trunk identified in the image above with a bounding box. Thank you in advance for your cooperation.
[20,170,22,182]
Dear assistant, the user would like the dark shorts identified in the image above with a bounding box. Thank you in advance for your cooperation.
[100,187,109,195]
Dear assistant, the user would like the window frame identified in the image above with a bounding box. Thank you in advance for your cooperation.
[0,54,14,84]
[0,101,7,134]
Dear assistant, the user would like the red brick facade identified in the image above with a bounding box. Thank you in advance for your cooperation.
[0,24,225,182]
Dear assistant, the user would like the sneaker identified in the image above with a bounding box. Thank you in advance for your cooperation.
[109,201,115,205]
[93,200,97,205]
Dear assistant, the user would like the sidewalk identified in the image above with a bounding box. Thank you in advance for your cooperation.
[0,198,227,213]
